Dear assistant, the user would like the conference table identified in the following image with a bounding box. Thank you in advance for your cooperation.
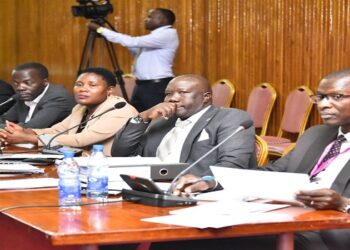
[1,146,350,250]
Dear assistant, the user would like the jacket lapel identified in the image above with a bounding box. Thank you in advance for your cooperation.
[180,106,218,162]
[294,127,338,174]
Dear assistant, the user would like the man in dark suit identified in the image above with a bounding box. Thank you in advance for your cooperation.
[0,62,75,129]
[169,69,350,250]
[111,74,256,179]
[0,80,15,115]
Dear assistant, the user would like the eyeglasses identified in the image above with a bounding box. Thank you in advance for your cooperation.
[309,93,350,103]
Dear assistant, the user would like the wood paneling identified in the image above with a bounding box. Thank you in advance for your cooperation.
[1,0,350,135]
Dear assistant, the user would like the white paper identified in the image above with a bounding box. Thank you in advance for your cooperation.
[210,166,310,202]
[170,200,289,216]
[0,154,63,159]
[0,163,44,174]
[12,143,36,149]
[0,178,58,190]
[74,156,163,167]
[142,211,291,229]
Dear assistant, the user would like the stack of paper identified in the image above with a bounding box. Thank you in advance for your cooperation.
[0,163,44,175]
[142,200,290,228]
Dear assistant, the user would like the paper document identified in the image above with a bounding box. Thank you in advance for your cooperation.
[0,163,44,175]
[143,201,291,229]
[170,200,289,215]
[210,166,311,202]
[74,157,163,167]
[0,178,58,190]
[0,154,63,159]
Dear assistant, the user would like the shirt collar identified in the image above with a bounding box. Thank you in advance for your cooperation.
[176,105,211,126]
[24,84,49,106]
[151,25,172,33]
[338,127,350,142]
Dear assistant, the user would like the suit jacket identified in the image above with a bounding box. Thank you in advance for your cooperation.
[0,84,75,128]
[34,96,138,156]
[265,124,350,249]
[112,106,257,176]
[0,80,15,115]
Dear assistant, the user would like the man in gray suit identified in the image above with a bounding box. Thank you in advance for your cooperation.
[169,69,350,250]
[0,62,75,129]
[111,74,256,181]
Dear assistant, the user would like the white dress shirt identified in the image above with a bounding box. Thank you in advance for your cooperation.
[156,106,211,162]
[24,84,49,123]
[101,25,179,80]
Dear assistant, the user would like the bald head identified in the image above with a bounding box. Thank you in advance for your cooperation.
[164,74,212,119]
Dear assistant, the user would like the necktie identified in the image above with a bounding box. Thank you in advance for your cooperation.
[157,119,191,161]
[320,135,346,164]
[310,135,347,178]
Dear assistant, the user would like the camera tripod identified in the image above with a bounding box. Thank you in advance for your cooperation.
[78,18,128,102]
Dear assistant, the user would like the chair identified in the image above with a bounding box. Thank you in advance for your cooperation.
[262,85,314,157]
[255,135,269,167]
[111,73,136,101]
[211,79,235,107]
[246,83,277,136]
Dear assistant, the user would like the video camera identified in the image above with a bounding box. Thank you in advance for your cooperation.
[71,0,113,20]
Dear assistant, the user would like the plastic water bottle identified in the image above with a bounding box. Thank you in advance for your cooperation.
[57,150,81,208]
[86,144,109,201]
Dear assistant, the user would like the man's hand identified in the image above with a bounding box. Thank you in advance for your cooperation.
[87,21,101,31]
[139,102,177,122]
[172,174,215,197]
[296,188,348,211]
[0,121,37,144]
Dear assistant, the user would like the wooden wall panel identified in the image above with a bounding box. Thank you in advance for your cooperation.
[1,0,350,136]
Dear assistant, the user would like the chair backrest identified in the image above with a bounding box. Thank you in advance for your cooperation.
[255,135,269,167]
[278,85,314,139]
[211,79,235,107]
[111,73,136,101]
[246,83,277,136]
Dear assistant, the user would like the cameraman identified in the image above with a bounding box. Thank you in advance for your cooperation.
[88,8,179,112]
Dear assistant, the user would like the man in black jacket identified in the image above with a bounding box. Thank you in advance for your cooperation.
[0,62,75,128]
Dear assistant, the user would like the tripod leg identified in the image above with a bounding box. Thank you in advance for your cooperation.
[78,30,97,76]
[103,38,129,102]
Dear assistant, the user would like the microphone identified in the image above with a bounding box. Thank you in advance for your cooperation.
[121,120,253,207]
[167,119,254,194]
[0,93,18,107]
[41,102,126,154]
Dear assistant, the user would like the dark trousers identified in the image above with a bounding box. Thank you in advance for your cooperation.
[131,77,173,112]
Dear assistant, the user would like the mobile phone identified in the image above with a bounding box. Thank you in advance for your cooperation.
[120,174,164,194]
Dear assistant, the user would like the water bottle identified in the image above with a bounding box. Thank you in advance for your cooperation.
[86,144,109,201]
[57,150,81,208]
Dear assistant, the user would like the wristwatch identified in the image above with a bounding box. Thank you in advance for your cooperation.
[130,115,147,124]
[340,199,350,213]
[96,27,104,34]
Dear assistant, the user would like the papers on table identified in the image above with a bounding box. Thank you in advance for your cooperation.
[142,200,291,228]
[0,154,63,159]
[0,163,44,175]
[74,156,162,167]
[210,166,311,202]
[0,178,58,190]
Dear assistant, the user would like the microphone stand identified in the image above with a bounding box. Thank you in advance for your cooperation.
[42,102,126,154]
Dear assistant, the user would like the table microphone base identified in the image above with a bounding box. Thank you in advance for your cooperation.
[121,189,197,207]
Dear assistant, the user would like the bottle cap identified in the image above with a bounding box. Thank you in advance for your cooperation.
[63,150,75,158]
[92,144,104,152]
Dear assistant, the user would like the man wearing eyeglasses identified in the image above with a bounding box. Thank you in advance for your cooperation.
[164,69,350,250]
